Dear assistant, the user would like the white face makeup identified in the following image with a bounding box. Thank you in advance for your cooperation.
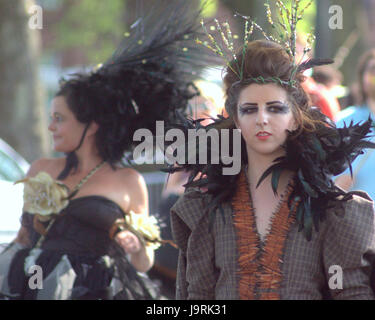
[48,96,86,153]
[235,83,297,159]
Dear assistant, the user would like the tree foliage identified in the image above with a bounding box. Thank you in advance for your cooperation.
[220,0,316,41]
[53,0,126,65]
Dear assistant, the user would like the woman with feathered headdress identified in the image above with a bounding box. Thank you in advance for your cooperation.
[0,0,217,300]
[167,2,375,299]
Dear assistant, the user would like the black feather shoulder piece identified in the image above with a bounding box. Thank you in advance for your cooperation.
[257,108,375,240]
[164,108,375,239]
[162,112,242,227]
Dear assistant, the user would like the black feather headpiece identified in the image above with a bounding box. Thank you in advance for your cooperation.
[56,0,220,179]
[86,0,220,143]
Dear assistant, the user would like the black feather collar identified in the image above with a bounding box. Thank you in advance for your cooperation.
[163,110,375,240]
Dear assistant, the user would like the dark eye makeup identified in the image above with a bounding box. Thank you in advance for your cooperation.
[267,104,290,114]
[238,102,290,115]
[238,105,258,115]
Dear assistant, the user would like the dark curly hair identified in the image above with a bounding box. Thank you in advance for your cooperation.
[223,40,322,137]
[56,65,195,163]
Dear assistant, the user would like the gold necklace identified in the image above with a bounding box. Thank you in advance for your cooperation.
[68,160,106,199]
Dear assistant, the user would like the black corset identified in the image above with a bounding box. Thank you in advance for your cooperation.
[22,195,124,256]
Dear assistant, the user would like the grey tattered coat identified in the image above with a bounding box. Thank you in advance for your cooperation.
[171,188,375,300]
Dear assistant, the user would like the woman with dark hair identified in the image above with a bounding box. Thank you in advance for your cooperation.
[167,34,375,299]
[0,0,215,300]
[335,49,375,200]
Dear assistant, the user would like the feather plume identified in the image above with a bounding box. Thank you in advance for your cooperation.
[297,58,334,73]
[82,0,221,150]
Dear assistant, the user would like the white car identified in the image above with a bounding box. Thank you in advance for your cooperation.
[0,139,30,244]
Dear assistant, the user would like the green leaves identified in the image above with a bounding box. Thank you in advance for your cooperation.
[53,0,125,65]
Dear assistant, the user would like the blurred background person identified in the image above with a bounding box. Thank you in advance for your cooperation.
[311,65,350,110]
[312,65,343,93]
[149,79,225,299]
[296,33,341,120]
[335,49,375,200]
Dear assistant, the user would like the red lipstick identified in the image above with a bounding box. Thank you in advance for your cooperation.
[256,131,272,140]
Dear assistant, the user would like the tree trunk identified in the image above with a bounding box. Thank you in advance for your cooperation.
[0,0,49,163]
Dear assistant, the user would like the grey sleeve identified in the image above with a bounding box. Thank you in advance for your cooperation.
[322,196,375,300]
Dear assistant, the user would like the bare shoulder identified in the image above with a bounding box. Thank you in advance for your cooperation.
[112,167,148,214]
[26,157,65,178]
[114,167,147,189]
